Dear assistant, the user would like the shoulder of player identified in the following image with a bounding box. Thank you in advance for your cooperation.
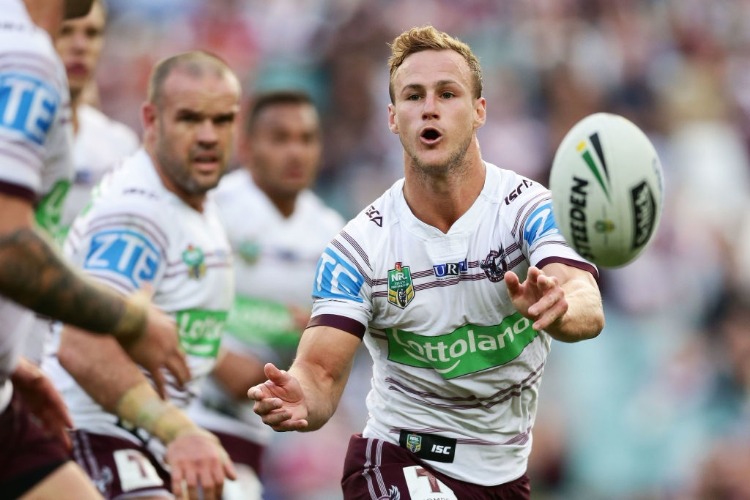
[88,154,170,216]
[346,178,403,232]
[485,163,549,208]
[0,20,66,88]
[77,105,139,146]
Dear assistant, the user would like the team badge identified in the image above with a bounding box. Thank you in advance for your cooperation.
[405,433,422,453]
[182,244,206,279]
[388,262,415,308]
[480,246,508,283]
[238,240,260,265]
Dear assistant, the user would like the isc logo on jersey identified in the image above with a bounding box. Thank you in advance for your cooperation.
[0,73,60,146]
[84,229,161,288]
[313,248,365,302]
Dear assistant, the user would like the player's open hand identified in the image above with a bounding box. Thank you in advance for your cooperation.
[247,363,309,431]
[167,428,236,500]
[505,266,568,331]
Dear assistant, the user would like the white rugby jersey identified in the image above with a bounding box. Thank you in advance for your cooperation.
[62,103,139,229]
[42,149,234,451]
[0,0,73,411]
[23,106,139,365]
[188,168,344,446]
[310,163,597,486]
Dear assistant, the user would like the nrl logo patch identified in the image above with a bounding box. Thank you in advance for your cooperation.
[182,244,206,279]
[388,262,414,308]
[405,433,422,453]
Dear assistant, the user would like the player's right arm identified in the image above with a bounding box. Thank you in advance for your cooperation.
[0,193,189,392]
[58,325,235,499]
[248,324,360,432]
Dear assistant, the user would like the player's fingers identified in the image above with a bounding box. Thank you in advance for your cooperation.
[532,299,568,331]
[504,271,520,296]
[252,397,282,416]
[527,284,562,316]
[272,418,309,432]
[195,466,216,500]
[182,464,199,495]
[171,462,184,498]
[51,425,72,451]
[150,367,167,399]
[222,456,237,481]
[246,385,266,401]
[166,350,191,388]
[263,363,286,384]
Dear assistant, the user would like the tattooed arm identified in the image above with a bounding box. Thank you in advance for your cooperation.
[0,193,190,394]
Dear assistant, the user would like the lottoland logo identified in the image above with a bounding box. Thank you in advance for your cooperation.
[176,309,228,358]
[386,313,538,379]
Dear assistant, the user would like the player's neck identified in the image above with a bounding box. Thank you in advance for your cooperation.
[267,192,297,219]
[403,153,485,234]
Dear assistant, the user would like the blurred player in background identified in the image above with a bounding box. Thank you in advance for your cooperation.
[0,0,188,498]
[249,25,604,499]
[55,0,139,235]
[188,90,345,499]
[24,0,140,368]
[42,51,240,499]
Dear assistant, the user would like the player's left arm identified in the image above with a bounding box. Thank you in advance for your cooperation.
[505,263,604,342]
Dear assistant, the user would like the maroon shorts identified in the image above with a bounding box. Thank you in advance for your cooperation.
[212,430,264,477]
[0,387,71,498]
[70,429,172,499]
[341,434,531,500]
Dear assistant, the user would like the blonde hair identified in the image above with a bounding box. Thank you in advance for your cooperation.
[388,25,483,103]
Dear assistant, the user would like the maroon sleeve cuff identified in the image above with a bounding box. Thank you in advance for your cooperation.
[0,180,35,202]
[306,314,366,339]
[536,256,599,282]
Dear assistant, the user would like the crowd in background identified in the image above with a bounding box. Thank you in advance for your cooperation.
[90,0,750,498]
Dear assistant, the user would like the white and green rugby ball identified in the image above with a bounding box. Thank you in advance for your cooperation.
[549,112,664,268]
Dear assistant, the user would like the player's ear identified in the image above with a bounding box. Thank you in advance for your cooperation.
[473,96,486,129]
[141,102,157,130]
[388,104,399,134]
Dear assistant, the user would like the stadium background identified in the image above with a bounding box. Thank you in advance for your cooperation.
[92,1,750,498]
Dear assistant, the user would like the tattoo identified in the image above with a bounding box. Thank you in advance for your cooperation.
[0,226,131,335]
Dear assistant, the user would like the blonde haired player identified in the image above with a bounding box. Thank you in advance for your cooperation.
[249,25,604,499]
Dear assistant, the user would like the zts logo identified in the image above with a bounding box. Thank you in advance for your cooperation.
[84,229,160,288]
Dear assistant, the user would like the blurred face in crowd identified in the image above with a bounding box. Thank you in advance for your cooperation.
[55,0,105,101]
[388,49,485,177]
[142,66,240,210]
[244,102,322,201]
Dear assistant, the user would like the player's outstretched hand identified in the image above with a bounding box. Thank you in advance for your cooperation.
[167,428,236,500]
[11,357,73,450]
[119,288,190,399]
[505,266,568,331]
[247,363,309,431]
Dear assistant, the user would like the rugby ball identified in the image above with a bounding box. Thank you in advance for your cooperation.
[549,113,663,268]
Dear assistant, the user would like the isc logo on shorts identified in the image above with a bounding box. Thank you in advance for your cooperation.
[84,229,161,288]
[0,73,59,146]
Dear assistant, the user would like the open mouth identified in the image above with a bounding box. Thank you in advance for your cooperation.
[420,127,442,144]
